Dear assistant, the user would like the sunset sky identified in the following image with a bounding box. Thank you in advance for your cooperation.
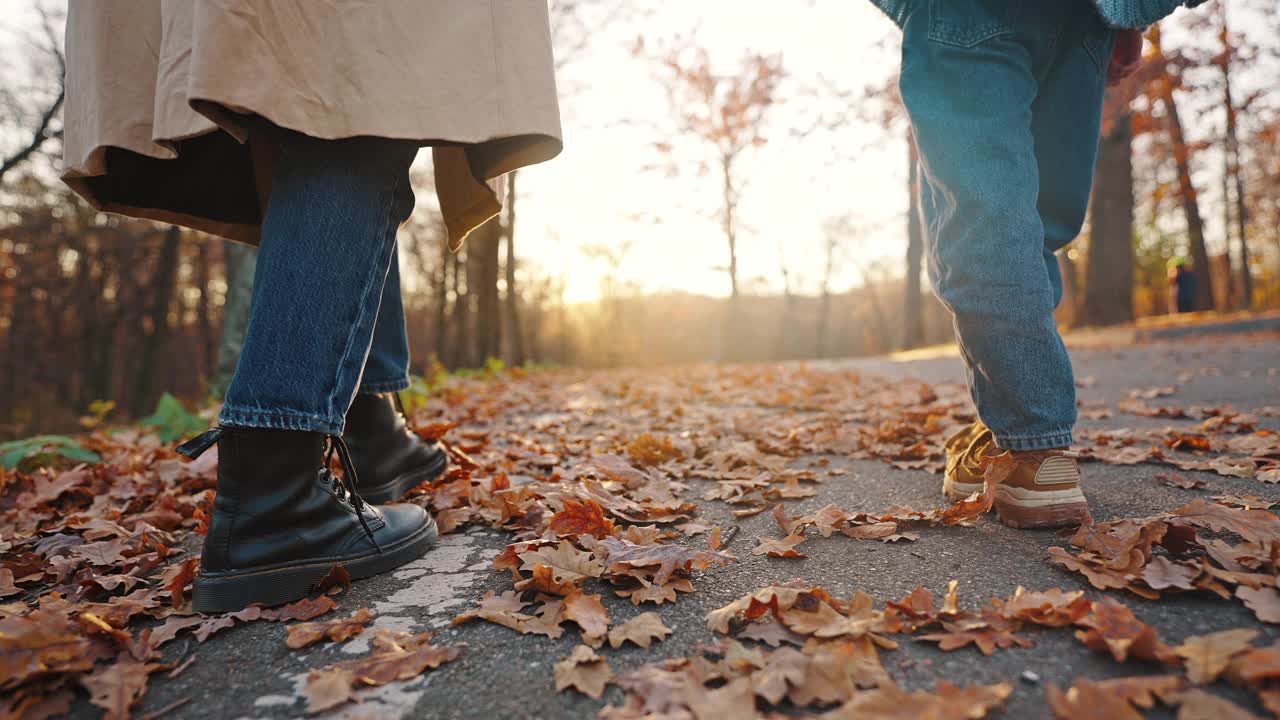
[1,0,1250,305]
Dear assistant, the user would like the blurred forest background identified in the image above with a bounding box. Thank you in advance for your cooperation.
[2,0,1280,438]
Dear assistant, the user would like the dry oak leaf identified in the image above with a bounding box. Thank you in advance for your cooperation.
[554,644,613,699]
[599,537,734,586]
[1169,688,1263,720]
[613,577,695,606]
[626,433,684,467]
[1235,586,1280,624]
[1228,640,1280,684]
[918,618,1033,656]
[607,612,671,649]
[841,522,900,540]
[453,590,533,633]
[752,533,808,558]
[159,556,199,605]
[518,540,604,581]
[1142,556,1200,591]
[1045,675,1186,720]
[0,615,94,690]
[564,591,610,641]
[1000,587,1091,627]
[781,593,896,647]
[515,564,584,596]
[829,680,1012,720]
[750,645,810,704]
[304,631,459,714]
[1170,499,1280,544]
[548,498,616,539]
[521,598,566,640]
[1075,598,1178,664]
[79,654,164,720]
[736,619,805,647]
[1173,628,1259,684]
[258,595,338,622]
[147,615,205,648]
[287,607,375,649]
[705,583,830,634]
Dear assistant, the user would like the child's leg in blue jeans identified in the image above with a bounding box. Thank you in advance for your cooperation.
[900,1,1113,452]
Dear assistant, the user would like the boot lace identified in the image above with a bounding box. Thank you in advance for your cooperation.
[324,435,382,553]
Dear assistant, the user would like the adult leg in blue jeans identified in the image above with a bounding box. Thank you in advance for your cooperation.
[344,247,451,505]
[178,134,440,612]
[900,1,1113,527]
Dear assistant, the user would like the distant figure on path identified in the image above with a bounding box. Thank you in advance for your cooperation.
[1168,257,1198,314]
[61,1,562,612]
[865,0,1204,528]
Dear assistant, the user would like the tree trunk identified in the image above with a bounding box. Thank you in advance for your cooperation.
[434,233,451,361]
[1058,251,1081,326]
[1153,26,1214,311]
[503,172,526,366]
[195,242,214,382]
[447,250,467,369]
[469,218,502,366]
[816,237,835,359]
[903,139,925,349]
[1220,6,1253,308]
[721,153,739,361]
[1080,109,1136,327]
[133,226,182,414]
[211,240,257,399]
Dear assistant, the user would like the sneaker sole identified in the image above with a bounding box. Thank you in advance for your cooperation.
[360,451,449,505]
[942,478,985,503]
[994,486,1090,529]
[191,515,438,614]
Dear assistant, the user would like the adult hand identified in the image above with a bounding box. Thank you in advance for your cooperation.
[1108,29,1144,86]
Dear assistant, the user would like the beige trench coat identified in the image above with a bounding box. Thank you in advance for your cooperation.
[61,0,563,248]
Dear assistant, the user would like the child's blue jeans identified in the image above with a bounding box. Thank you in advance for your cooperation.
[899,0,1116,450]
[220,134,416,435]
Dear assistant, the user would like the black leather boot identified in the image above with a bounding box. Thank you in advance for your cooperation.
[177,426,438,613]
[343,392,448,504]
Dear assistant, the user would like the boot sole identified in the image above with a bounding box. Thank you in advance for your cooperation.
[191,515,438,614]
[360,451,449,505]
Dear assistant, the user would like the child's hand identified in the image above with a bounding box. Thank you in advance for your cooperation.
[1107,29,1144,86]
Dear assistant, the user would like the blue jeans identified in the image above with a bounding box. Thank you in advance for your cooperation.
[220,135,416,435]
[899,0,1115,450]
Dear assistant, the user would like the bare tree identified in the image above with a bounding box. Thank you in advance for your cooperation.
[0,3,65,187]
[645,40,783,355]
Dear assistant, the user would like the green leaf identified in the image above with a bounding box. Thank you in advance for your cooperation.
[0,435,102,470]
[139,393,205,442]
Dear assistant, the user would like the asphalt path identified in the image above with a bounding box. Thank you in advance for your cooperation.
[79,334,1280,720]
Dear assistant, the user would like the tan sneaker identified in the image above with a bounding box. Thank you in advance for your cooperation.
[994,450,1091,529]
[942,421,992,502]
[943,421,1090,529]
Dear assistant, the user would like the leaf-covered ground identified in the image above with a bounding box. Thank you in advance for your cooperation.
[2,334,1279,719]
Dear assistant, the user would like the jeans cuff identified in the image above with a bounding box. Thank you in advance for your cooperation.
[218,406,344,435]
[993,429,1074,452]
[358,377,411,394]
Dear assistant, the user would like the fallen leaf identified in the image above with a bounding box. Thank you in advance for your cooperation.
[303,631,459,713]
[752,533,808,558]
[564,591,610,640]
[607,612,671,649]
[286,608,375,649]
[1236,586,1280,624]
[553,644,612,699]
[1174,628,1258,684]
[548,499,616,539]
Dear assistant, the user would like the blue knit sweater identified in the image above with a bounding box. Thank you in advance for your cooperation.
[868,0,1207,29]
